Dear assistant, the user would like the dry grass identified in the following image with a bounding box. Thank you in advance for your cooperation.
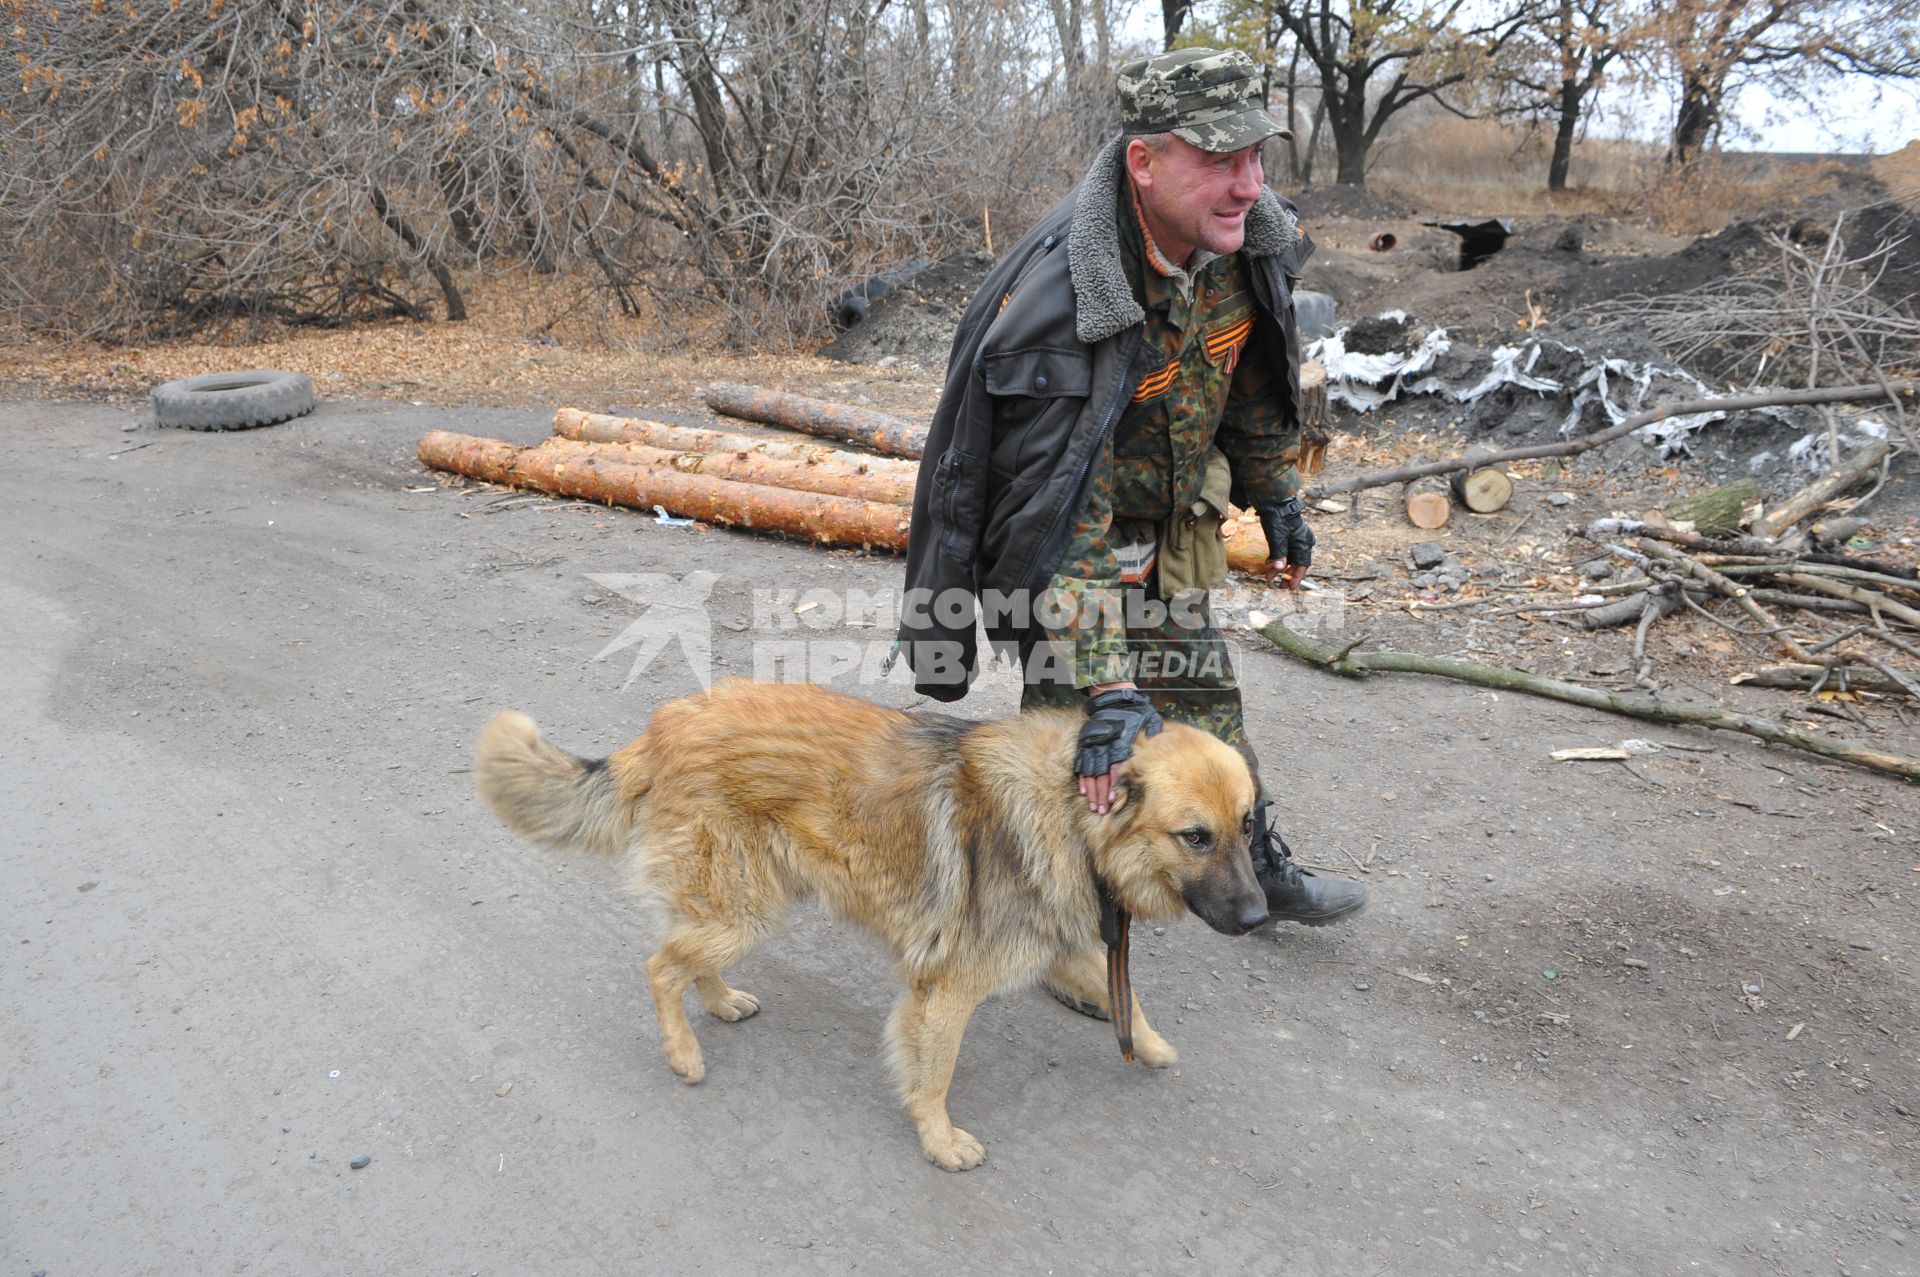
[1369,116,1841,234]
[1638,156,1843,236]
[1370,117,1651,214]
[1875,138,1920,208]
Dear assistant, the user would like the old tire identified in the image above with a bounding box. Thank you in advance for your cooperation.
[151,370,316,431]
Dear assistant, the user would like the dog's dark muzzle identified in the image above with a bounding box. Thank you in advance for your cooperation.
[1183,881,1270,936]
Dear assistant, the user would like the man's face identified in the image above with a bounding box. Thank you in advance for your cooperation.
[1126,135,1265,263]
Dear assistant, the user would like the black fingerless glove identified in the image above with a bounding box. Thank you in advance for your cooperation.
[1074,688,1164,778]
[1258,496,1314,568]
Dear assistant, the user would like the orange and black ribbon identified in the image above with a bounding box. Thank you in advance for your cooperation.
[1130,362,1177,403]
[1203,314,1254,366]
[1097,876,1134,1062]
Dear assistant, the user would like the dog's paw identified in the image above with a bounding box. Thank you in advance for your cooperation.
[664,1042,705,1084]
[923,1126,987,1172]
[708,988,760,1022]
[1133,1032,1179,1069]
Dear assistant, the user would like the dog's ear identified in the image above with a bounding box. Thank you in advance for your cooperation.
[1107,770,1142,814]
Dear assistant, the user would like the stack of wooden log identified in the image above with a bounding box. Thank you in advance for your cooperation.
[419,386,929,552]
[416,380,1306,572]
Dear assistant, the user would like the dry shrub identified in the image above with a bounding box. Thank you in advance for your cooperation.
[0,0,1137,349]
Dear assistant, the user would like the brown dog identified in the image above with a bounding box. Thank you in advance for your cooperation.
[473,680,1267,1170]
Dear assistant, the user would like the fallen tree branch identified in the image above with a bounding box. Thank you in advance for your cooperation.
[1779,573,1920,629]
[1753,438,1893,537]
[1751,589,1873,614]
[1257,620,1920,782]
[1585,517,1916,580]
[1806,624,1871,655]
[1583,583,1683,629]
[1717,561,1920,598]
[1631,588,1668,689]
[1583,576,1874,614]
[1307,380,1918,498]
[1865,658,1920,700]
[1871,626,1920,664]
[1680,590,1783,642]
[1730,662,1917,696]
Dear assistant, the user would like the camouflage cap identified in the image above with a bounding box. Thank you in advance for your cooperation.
[1116,47,1290,152]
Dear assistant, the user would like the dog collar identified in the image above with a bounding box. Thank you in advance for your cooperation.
[1095,875,1135,1062]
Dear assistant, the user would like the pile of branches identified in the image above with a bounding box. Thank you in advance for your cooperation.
[1579,516,1920,706]
[1579,213,1920,399]
[1262,479,1920,781]
[1271,375,1920,779]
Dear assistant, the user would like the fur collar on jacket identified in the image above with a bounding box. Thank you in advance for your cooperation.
[1067,134,1301,345]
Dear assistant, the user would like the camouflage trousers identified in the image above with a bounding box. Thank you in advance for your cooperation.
[1017,581,1267,799]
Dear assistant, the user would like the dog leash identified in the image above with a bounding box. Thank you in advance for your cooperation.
[1095,876,1134,1062]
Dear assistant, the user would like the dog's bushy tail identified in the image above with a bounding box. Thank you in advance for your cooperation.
[474,711,638,856]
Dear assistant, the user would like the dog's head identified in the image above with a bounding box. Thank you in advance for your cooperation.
[1089,722,1269,936]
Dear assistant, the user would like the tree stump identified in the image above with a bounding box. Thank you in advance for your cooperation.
[1297,360,1330,477]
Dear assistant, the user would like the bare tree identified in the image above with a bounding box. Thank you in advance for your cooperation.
[1498,0,1630,191]
[1645,0,1920,163]
[1265,0,1531,186]
[1164,0,1197,50]
[0,0,699,335]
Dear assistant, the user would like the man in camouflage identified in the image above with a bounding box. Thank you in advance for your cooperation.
[1029,46,1366,938]
[895,47,1368,959]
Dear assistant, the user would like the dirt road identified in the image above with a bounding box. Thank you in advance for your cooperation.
[3,398,1915,1275]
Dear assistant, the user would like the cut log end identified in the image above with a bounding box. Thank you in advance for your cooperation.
[1450,466,1513,514]
[1406,476,1452,529]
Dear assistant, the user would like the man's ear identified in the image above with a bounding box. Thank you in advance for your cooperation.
[1123,136,1156,190]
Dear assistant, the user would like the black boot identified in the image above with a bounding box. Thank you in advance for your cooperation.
[1250,805,1369,927]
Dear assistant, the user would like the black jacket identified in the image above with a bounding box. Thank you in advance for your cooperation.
[894,136,1314,702]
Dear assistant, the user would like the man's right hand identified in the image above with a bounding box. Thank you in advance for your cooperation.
[1076,684,1162,815]
[1258,498,1314,589]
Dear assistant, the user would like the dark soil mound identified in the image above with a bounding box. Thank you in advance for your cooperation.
[1849,199,1920,314]
[1543,220,1780,316]
[820,250,995,366]
[1289,183,1413,221]
[1344,314,1418,354]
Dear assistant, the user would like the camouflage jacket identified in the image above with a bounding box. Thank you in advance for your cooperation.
[894,134,1313,702]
